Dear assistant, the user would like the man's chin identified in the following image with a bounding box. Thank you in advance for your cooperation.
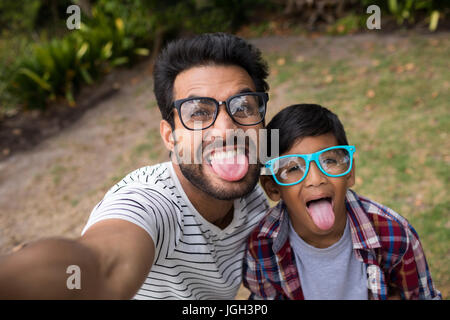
[179,163,260,201]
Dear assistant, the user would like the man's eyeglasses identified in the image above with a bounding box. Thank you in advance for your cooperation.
[264,145,356,186]
[172,92,268,130]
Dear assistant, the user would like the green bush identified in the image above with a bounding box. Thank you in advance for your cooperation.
[7,0,154,110]
[0,35,33,115]
[0,1,41,33]
[327,14,366,35]
[184,0,267,33]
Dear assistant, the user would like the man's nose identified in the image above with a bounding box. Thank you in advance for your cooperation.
[304,161,327,187]
[212,104,238,134]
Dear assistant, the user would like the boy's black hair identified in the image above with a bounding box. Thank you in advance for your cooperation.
[153,32,270,128]
[267,104,349,156]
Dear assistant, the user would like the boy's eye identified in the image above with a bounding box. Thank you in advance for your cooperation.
[287,164,302,173]
[322,158,338,166]
[280,163,305,180]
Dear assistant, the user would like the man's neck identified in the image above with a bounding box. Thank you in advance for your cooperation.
[171,162,234,229]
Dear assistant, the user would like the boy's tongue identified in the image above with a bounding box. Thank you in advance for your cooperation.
[307,199,335,230]
[210,153,248,182]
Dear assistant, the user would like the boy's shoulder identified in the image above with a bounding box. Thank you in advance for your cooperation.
[347,190,415,258]
[246,201,286,255]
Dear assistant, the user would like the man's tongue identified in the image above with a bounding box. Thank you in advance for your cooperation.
[307,199,335,230]
[210,153,248,182]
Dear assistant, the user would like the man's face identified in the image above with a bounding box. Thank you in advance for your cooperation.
[169,64,263,200]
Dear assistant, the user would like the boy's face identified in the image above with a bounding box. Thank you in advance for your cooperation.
[261,133,355,246]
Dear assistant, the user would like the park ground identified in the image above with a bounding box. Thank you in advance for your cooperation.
[0,32,448,299]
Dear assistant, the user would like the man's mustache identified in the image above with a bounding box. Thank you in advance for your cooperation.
[197,131,258,165]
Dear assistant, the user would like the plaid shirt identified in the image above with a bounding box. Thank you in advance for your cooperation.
[243,189,442,300]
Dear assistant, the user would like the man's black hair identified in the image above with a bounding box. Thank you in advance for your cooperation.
[266,104,349,156]
[153,32,269,127]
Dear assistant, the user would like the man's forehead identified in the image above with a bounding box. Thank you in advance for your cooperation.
[173,64,256,100]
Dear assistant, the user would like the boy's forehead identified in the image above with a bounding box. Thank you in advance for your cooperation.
[284,134,339,155]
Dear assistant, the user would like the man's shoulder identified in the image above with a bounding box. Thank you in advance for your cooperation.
[107,162,173,195]
[240,183,269,210]
[98,162,183,214]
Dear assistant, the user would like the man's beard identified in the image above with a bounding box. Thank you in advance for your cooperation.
[173,129,261,200]
[178,162,260,201]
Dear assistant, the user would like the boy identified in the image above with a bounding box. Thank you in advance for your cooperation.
[243,104,441,300]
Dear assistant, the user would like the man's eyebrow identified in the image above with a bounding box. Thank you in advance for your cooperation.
[237,88,255,94]
[185,88,255,99]
[186,94,202,99]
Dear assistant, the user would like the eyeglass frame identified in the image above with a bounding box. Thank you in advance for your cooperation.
[264,145,356,186]
[172,92,269,131]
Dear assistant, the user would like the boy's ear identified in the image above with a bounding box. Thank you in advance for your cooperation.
[260,175,281,202]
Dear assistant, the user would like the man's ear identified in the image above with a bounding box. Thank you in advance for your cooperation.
[260,175,281,202]
[347,159,356,188]
[160,119,174,152]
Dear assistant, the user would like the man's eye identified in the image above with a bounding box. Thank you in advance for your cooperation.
[235,105,260,118]
[191,109,210,117]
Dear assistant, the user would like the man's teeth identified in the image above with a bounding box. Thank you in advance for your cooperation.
[208,149,245,162]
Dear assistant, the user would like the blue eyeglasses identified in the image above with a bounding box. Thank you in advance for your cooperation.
[264,145,355,186]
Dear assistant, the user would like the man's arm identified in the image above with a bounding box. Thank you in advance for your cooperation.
[0,219,154,299]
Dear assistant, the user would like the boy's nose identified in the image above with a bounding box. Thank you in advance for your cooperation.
[304,161,327,187]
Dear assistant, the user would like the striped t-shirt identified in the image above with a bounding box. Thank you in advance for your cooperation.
[82,161,269,299]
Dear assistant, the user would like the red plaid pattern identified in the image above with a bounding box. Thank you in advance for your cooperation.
[243,189,442,300]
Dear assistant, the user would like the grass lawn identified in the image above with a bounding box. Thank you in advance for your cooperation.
[259,34,449,298]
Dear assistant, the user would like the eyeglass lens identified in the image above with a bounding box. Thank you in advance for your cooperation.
[274,148,351,184]
[179,94,264,129]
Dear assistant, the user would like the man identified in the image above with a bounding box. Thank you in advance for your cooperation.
[0,33,270,299]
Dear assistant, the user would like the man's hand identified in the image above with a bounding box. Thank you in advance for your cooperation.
[0,219,154,299]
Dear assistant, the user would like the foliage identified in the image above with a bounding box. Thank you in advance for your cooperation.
[185,0,267,33]
[6,0,154,110]
[326,14,365,35]
[2,0,266,111]
[0,1,42,33]
[0,0,75,34]
[1,0,449,112]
